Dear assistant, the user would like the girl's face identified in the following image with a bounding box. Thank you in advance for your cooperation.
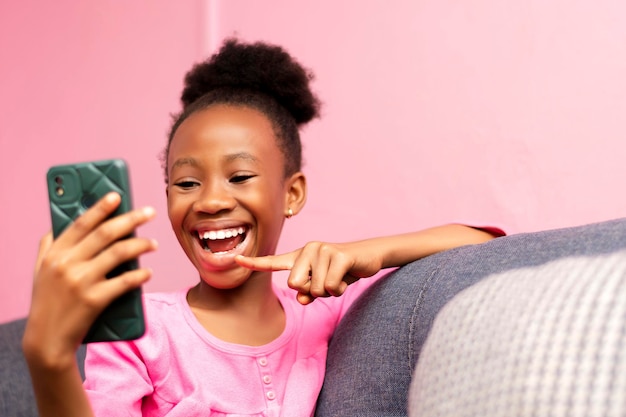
[166,104,305,288]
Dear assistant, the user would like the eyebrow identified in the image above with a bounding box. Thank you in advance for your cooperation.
[171,153,259,170]
[224,152,259,164]
[171,157,200,169]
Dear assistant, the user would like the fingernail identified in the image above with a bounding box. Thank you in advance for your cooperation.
[104,192,120,202]
[143,206,156,217]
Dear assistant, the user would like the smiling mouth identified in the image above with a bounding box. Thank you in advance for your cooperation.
[197,227,247,254]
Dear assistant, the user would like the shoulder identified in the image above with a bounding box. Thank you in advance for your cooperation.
[86,289,193,360]
[143,289,189,316]
[134,289,192,343]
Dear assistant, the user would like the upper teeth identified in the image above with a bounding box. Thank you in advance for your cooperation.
[200,227,245,240]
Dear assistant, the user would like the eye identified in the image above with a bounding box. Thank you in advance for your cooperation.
[230,174,255,184]
[174,180,199,189]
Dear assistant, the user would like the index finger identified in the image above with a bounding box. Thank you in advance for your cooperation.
[234,251,299,272]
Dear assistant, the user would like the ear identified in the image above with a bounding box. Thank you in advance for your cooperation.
[284,171,307,216]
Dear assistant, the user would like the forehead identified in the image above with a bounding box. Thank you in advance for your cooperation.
[169,104,281,160]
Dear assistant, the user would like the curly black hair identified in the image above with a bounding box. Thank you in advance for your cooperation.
[162,38,321,182]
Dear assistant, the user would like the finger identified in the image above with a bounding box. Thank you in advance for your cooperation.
[321,258,353,297]
[307,248,332,298]
[34,232,54,275]
[296,274,358,305]
[286,242,327,293]
[286,257,316,295]
[54,192,122,247]
[88,237,158,283]
[77,205,156,261]
[296,292,315,305]
[85,267,153,312]
[234,251,298,272]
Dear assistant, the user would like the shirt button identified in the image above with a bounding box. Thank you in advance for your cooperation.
[263,375,272,384]
[266,391,276,400]
[258,357,268,366]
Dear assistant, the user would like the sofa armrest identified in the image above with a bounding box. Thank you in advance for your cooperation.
[409,249,626,416]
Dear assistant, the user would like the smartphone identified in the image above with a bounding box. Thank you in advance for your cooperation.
[46,158,145,343]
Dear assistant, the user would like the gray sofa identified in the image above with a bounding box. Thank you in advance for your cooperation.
[317,217,626,416]
[2,218,625,416]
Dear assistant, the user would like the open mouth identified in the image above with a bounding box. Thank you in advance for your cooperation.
[197,227,248,254]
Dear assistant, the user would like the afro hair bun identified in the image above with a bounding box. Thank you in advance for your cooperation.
[180,38,321,126]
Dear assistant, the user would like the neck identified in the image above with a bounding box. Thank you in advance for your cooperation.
[187,272,286,346]
[188,271,278,314]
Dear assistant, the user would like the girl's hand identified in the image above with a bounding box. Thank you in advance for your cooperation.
[23,192,158,370]
[235,225,500,305]
[236,240,384,305]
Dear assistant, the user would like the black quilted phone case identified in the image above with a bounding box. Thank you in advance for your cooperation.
[46,159,145,343]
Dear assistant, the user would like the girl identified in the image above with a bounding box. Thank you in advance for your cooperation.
[23,39,500,416]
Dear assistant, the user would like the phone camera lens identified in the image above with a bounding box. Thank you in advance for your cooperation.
[81,194,98,209]
[54,176,63,185]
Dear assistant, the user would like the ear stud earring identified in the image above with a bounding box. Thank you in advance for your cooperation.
[286,208,294,218]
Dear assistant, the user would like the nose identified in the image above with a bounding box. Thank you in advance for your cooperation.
[192,179,237,214]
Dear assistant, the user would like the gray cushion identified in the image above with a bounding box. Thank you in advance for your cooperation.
[409,250,626,416]
[316,217,626,416]
[0,318,86,417]
[0,319,38,417]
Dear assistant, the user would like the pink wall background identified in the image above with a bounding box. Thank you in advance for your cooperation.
[2,0,625,322]
[0,0,205,322]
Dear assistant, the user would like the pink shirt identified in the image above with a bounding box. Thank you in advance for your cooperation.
[84,225,505,416]
[84,279,378,417]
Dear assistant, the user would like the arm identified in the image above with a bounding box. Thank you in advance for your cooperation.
[22,193,157,417]
[346,224,497,270]
[236,224,499,304]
